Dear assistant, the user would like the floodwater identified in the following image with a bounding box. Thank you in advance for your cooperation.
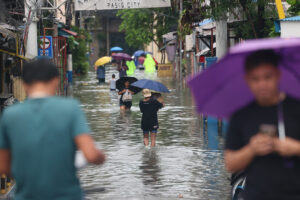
[73,67,231,200]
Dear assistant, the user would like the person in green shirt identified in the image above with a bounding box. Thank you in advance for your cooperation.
[0,58,105,200]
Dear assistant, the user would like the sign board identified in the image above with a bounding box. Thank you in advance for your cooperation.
[38,36,53,58]
[158,63,173,77]
[75,0,171,11]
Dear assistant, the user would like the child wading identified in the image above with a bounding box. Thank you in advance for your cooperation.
[110,74,116,91]
[139,89,164,147]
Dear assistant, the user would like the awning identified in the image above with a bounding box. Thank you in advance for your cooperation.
[58,28,78,37]
[0,24,17,39]
[196,18,216,36]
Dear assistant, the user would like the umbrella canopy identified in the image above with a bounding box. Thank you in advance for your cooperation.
[133,50,145,57]
[131,79,170,93]
[112,53,132,61]
[116,77,142,94]
[94,56,112,67]
[110,46,123,52]
[187,38,300,118]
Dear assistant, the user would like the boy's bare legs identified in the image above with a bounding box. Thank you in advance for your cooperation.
[144,133,149,146]
[151,133,156,147]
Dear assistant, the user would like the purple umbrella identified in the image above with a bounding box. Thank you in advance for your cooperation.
[112,53,132,61]
[187,38,300,118]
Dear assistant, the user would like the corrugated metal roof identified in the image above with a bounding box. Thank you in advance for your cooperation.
[281,16,300,22]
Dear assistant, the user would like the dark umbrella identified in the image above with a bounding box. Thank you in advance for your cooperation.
[112,53,132,61]
[116,77,142,94]
[131,79,170,93]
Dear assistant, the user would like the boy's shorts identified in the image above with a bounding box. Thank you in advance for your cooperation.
[143,129,158,134]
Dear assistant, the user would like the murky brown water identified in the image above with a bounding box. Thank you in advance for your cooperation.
[73,67,231,199]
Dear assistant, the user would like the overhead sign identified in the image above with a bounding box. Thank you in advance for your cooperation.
[38,36,53,58]
[75,0,171,11]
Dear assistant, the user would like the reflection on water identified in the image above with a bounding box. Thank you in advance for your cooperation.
[74,67,231,199]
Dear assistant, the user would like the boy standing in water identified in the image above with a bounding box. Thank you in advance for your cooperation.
[110,74,116,91]
[139,89,164,147]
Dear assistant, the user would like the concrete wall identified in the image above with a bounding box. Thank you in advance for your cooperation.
[281,21,300,38]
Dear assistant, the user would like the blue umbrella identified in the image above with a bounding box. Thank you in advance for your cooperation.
[110,46,123,52]
[131,79,170,93]
[133,50,145,57]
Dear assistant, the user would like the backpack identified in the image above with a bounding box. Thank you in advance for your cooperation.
[122,89,132,102]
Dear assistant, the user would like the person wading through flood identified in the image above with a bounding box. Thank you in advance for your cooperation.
[225,50,300,200]
[118,80,134,110]
[0,59,105,200]
[109,74,116,91]
[118,62,128,78]
[96,65,105,84]
[139,89,164,147]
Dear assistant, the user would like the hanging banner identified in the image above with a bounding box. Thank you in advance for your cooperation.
[75,0,171,11]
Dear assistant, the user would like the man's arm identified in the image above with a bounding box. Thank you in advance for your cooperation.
[75,134,105,165]
[225,134,274,173]
[0,149,11,175]
[118,89,125,95]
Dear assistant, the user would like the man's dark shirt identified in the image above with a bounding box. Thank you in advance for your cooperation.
[139,99,163,131]
[226,96,300,200]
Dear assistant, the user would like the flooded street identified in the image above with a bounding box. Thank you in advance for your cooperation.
[74,67,231,199]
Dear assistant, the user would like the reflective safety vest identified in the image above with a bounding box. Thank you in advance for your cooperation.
[143,54,156,73]
[126,60,136,76]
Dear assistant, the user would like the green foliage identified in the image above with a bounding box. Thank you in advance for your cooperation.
[207,0,277,39]
[117,8,178,49]
[287,0,300,16]
[70,26,91,75]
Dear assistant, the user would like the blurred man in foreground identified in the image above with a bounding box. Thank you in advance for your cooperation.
[0,59,105,200]
[225,50,300,200]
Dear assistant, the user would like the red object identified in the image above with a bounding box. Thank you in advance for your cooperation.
[62,28,78,37]
[153,57,159,65]
[199,56,205,63]
[138,57,145,64]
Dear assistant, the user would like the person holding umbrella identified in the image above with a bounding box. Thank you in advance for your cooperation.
[96,65,105,84]
[188,38,300,200]
[118,62,128,78]
[139,89,164,147]
[118,80,135,110]
[94,56,111,84]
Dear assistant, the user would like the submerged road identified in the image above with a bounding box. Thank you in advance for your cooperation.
[74,67,231,199]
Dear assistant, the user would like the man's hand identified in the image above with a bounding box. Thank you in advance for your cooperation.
[75,134,105,165]
[225,133,274,173]
[274,137,300,157]
[249,133,274,156]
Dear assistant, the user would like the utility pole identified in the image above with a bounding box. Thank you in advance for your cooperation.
[216,20,227,59]
[192,29,197,74]
[106,17,110,56]
[216,19,228,136]
[179,0,183,81]
[25,0,42,59]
